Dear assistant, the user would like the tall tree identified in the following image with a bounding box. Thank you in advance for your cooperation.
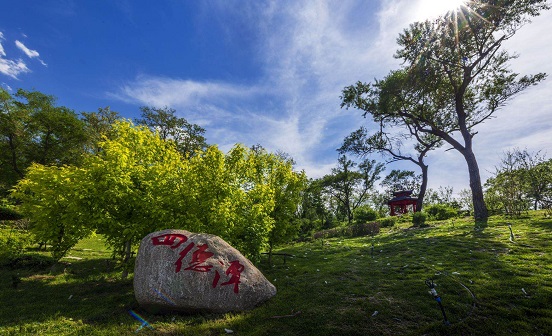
[81,106,121,153]
[320,155,384,224]
[512,148,550,210]
[485,150,530,216]
[340,125,441,211]
[343,0,549,223]
[0,88,87,195]
[380,169,421,197]
[136,106,207,157]
[297,178,334,233]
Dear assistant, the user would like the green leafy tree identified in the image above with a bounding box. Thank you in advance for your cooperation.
[12,164,92,260]
[340,125,441,211]
[81,106,121,153]
[0,89,87,195]
[169,144,306,260]
[457,188,474,215]
[343,0,549,223]
[485,150,530,216]
[511,149,551,210]
[320,155,384,224]
[298,178,335,234]
[262,151,307,263]
[12,121,306,270]
[13,121,184,271]
[380,169,421,197]
[136,106,207,158]
[425,186,459,208]
[485,149,551,216]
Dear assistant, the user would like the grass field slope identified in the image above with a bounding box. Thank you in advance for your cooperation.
[1,213,551,335]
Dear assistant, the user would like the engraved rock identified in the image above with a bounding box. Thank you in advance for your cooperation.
[134,229,276,313]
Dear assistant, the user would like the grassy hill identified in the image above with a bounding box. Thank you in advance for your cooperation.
[1,213,551,335]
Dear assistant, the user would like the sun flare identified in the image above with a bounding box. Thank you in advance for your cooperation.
[414,0,467,20]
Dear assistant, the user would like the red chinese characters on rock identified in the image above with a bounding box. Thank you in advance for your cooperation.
[151,233,245,294]
[212,260,245,293]
[151,233,188,249]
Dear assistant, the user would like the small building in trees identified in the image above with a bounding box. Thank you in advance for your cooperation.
[387,190,417,216]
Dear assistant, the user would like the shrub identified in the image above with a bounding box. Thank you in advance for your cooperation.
[378,217,396,228]
[0,228,31,265]
[354,206,378,223]
[8,254,55,269]
[0,206,24,221]
[350,222,380,237]
[412,212,428,227]
[424,204,458,220]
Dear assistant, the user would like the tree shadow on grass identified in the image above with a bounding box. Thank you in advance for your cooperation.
[0,258,139,330]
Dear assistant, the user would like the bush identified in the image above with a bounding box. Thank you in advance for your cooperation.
[8,254,55,269]
[0,228,31,265]
[424,204,458,220]
[412,212,428,227]
[354,206,378,223]
[378,217,396,228]
[350,222,380,237]
[0,206,24,221]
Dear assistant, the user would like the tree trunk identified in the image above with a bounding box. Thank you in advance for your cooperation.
[416,163,428,212]
[462,149,488,224]
[8,135,24,178]
[121,240,132,279]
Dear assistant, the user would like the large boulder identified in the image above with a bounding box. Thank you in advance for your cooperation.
[134,229,276,313]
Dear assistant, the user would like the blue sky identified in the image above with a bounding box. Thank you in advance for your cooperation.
[1,0,551,193]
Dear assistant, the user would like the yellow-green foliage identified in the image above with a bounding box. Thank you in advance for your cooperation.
[13,164,92,260]
[12,121,306,260]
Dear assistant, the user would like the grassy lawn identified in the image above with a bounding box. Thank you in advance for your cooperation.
[1,214,551,335]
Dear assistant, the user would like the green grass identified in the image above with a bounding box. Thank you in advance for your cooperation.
[1,214,551,335]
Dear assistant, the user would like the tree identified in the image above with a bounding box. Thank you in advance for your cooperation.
[249,146,307,263]
[320,155,384,224]
[340,125,441,211]
[12,164,92,260]
[12,121,306,272]
[343,0,549,223]
[485,149,530,216]
[13,121,185,272]
[297,178,335,234]
[81,106,121,153]
[457,188,474,214]
[380,169,421,197]
[0,89,87,195]
[511,148,550,210]
[135,106,207,157]
[425,186,455,206]
[485,149,552,216]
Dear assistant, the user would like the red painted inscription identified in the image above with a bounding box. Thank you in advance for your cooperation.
[151,234,188,249]
[151,233,245,294]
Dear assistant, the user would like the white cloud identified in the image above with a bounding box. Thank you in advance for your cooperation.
[113,75,259,108]
[15,40,39,58]
[113,0,552,193]
[1,82,13,91]
[15,40,47,66]
[0,33,47,79]
[0,32,6,57]
[0,58,30,79]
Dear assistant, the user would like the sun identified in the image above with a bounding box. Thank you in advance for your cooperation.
[414,0,467,20]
